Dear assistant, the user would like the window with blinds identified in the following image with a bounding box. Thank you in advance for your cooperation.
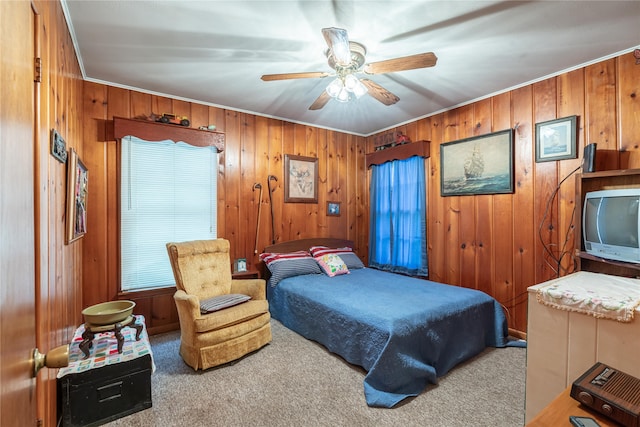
[120,136,217,291]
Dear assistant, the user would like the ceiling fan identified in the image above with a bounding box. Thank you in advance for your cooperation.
[260,27,437,110]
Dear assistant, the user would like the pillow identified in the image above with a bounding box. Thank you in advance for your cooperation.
[315,253,350,277]
[259,251,322,286]
[200,294,251,314]
[309,246,365,269]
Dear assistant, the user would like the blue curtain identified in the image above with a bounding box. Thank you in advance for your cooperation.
[369,156,428,276]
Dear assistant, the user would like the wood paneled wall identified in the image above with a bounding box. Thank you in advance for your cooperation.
[22,1,86,426]
[369,53,640,333]
[82,52,639,337]
[81,86,368,333]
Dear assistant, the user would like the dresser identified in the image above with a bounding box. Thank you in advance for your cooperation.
[524,275,640,423]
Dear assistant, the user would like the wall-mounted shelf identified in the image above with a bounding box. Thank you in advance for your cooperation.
[366,140,430,168]
[112,117,225,151]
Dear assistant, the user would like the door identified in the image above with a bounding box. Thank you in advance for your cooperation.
[0,2,38,426]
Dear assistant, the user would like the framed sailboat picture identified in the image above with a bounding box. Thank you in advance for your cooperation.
[440,129,514,196]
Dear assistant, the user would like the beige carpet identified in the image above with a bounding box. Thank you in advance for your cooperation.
[105,319,526,427]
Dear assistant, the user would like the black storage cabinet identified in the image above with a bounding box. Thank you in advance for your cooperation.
[58,354,152,427]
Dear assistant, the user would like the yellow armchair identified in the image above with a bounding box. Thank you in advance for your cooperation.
[166,239,271,370]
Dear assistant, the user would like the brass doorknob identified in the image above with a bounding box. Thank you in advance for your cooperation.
[32,344,70,377]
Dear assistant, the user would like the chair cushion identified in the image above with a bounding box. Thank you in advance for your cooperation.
[194,300,270,333]
[200,294,251,314]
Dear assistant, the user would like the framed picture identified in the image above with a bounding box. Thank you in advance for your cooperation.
[284,154,318,203]
[535,115,578,162]
[50,129,67,163]
[234,258,247,273]
[440,129,514,196]
[327,201,341,217]
[66,148,89,244]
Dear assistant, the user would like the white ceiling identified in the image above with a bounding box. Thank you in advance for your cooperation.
[62,1,639,136]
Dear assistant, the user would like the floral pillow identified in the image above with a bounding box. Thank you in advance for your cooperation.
[315,253,350,277]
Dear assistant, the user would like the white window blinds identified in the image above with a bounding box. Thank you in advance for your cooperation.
[120,136,217,291]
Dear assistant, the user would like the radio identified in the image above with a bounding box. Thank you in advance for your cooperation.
[571,362,640,427]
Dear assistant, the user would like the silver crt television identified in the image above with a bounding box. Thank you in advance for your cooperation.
[583,188,640,263]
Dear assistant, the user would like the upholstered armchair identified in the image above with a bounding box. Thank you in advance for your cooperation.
[166,239,272,370]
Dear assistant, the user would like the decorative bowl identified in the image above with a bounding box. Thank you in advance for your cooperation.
[82,300,136,326]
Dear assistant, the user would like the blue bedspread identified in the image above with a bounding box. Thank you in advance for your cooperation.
[267,268,508,407]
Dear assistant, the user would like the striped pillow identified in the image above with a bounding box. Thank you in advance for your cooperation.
[309,246,365,269]
[200,294,251,314]
[259,251,321,286]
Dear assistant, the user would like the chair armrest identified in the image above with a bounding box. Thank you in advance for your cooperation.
[173,289,201,319]
[230,278,266,300]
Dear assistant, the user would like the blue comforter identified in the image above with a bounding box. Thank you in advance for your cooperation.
[267,268,508,407]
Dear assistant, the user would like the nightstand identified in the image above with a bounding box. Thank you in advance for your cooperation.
[526,386,617,427]
[232,270,260,280]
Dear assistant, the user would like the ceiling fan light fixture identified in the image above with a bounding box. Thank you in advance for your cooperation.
[336,87,350,103]
[344,74,359,91]
[351,79,368,99]
[326,78,344,98]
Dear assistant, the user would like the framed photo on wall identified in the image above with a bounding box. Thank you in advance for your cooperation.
[284,154,318,203]
[327,201,341,217]
[66,148,89,244]
[440,129,514,196]
[535,115,578,162]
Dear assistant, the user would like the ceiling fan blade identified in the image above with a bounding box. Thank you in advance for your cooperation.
[261,72,330,81]
[321,27,351,66]
[360,79,400,106]
[308,91,331,110]
[363,52,437,75]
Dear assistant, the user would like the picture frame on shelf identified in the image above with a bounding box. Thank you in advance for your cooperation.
[66,148,89,244]
[440,129,514,196]
[327,201,341,217]
[535,115,578,163]
[284,154,318,203]
[234,258,247,273]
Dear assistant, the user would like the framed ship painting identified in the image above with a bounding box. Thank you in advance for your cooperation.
[440,129,514,196]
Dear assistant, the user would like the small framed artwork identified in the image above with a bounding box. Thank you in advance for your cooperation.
[234,258,247,273]
[50,129,67,163]
[535,115,578,163]
[440,129,514,196]
[66,148,89,244]
[284,154,318,203]
[327,201,341,217]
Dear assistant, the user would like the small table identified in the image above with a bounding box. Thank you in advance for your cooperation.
[232,270,260,280]
[526,386,619,426]
[79,315,143,358]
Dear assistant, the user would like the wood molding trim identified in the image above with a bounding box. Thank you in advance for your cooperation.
[366,140,430,168]
[112,116,225,151]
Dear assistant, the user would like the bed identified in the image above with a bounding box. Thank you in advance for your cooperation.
[261,238,508,408]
